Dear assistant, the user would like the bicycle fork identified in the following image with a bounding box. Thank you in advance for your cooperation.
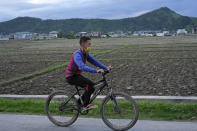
[109,89,121,114]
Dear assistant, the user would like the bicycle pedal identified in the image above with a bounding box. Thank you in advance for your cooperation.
[81,109,89,115]
[82,107,89,112]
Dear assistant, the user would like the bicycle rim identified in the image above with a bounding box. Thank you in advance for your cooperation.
[46,91,79,126]
[101,92,139,131]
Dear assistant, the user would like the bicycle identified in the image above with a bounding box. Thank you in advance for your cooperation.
[45,70,139,131]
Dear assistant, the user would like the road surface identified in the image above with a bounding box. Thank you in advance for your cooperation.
[0,114,197,131]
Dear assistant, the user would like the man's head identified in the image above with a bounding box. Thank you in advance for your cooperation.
[80,36,91,52]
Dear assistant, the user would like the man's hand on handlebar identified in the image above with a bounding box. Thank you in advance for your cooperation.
[97,66,112,74]
[97,69,104,73]
[107,66,112,70]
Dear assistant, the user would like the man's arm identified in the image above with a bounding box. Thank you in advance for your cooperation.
[87,53,108,70]
[74,52,97,73]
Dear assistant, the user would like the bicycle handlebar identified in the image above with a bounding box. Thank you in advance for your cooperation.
[102,68,112,76]
[102,70,109,75]
[98,67,112,77]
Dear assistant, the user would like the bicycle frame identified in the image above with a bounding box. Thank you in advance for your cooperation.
[61,71,112,108]
[89,75,109,104]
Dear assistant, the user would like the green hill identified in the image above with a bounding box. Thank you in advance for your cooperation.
[0,7,197,34]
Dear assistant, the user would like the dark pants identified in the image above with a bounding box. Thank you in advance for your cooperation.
[66,74,95,107]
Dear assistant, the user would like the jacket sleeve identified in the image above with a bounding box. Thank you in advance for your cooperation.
[87,53,108,70]
[74,52,97,73]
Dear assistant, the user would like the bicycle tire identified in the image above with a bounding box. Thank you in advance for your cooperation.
[45,90,79,127]
[101,92,139,131]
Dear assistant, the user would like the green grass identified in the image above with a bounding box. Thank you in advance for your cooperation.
[0,98,197,121]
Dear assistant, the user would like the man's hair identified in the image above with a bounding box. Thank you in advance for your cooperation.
[80,36,91,45]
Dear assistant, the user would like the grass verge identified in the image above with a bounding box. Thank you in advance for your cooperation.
[0,98,197,121]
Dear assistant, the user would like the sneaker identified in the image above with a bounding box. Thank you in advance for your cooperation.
[82,104,98,111]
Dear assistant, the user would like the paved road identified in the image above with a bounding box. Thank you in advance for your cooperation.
[0,114,197,131]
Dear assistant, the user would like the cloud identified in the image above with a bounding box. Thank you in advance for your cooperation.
[0,0,196,22]
[27,0,63,4]
[130,10,150,17]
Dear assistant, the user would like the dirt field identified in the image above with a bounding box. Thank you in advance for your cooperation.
[0,36,197,96]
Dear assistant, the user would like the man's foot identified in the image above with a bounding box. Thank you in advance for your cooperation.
[82,104,98,111]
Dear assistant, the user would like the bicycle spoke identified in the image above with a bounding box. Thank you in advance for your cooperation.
[101,92,138,130]
[45,91,79,126]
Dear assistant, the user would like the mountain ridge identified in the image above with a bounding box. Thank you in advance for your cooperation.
[0,7,197,34]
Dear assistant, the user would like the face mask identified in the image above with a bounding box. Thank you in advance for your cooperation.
[85,47,91,52]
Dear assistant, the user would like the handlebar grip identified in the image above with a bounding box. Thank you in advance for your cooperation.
[102,70,110,76]
[104,70,110,73]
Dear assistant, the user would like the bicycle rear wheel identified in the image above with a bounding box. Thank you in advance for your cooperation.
[101,92,139,131]
[45,90,79,127]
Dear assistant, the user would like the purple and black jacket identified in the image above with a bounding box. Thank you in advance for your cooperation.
[66,49,107,78]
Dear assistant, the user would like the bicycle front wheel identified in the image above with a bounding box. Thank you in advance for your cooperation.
[45,90,79,127]
[101,92,139,131]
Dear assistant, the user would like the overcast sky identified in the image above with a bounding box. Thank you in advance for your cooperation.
[0,0,196,22]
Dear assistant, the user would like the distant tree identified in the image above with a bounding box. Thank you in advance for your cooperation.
[57,32,63,38]
[185,25,193,32]
[66,32,75,39]
[58,32,67,38]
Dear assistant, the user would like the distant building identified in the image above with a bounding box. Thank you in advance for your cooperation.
[145,33,153,37]
[119,33,127,37]
[9,34,14,40]
[90,32,101,37]
[135,31,146,36]
[133,30,160,37]
[49,31,58,38]
[75,32,88,37]
[109,34,119,37]
[132,30,171,37]
[108,32,116,37]
[0,31,60,41]
[38,33,49,40]
[32,33,39,40]
[133,33,139,36]
[192,27,197,34]
[0,35,9,41]
[107,31,128,37]
[14,32,33,40]
[156,32,164,37]
[176,29,188,36]
[127,31,133,36]
[101,34,107,38]
[163,31,171,36]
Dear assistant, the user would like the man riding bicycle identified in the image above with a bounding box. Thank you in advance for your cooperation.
[46,36,138,130]
[66,36,110,110]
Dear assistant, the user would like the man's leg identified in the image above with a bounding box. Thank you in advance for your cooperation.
[66,75,95,107]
